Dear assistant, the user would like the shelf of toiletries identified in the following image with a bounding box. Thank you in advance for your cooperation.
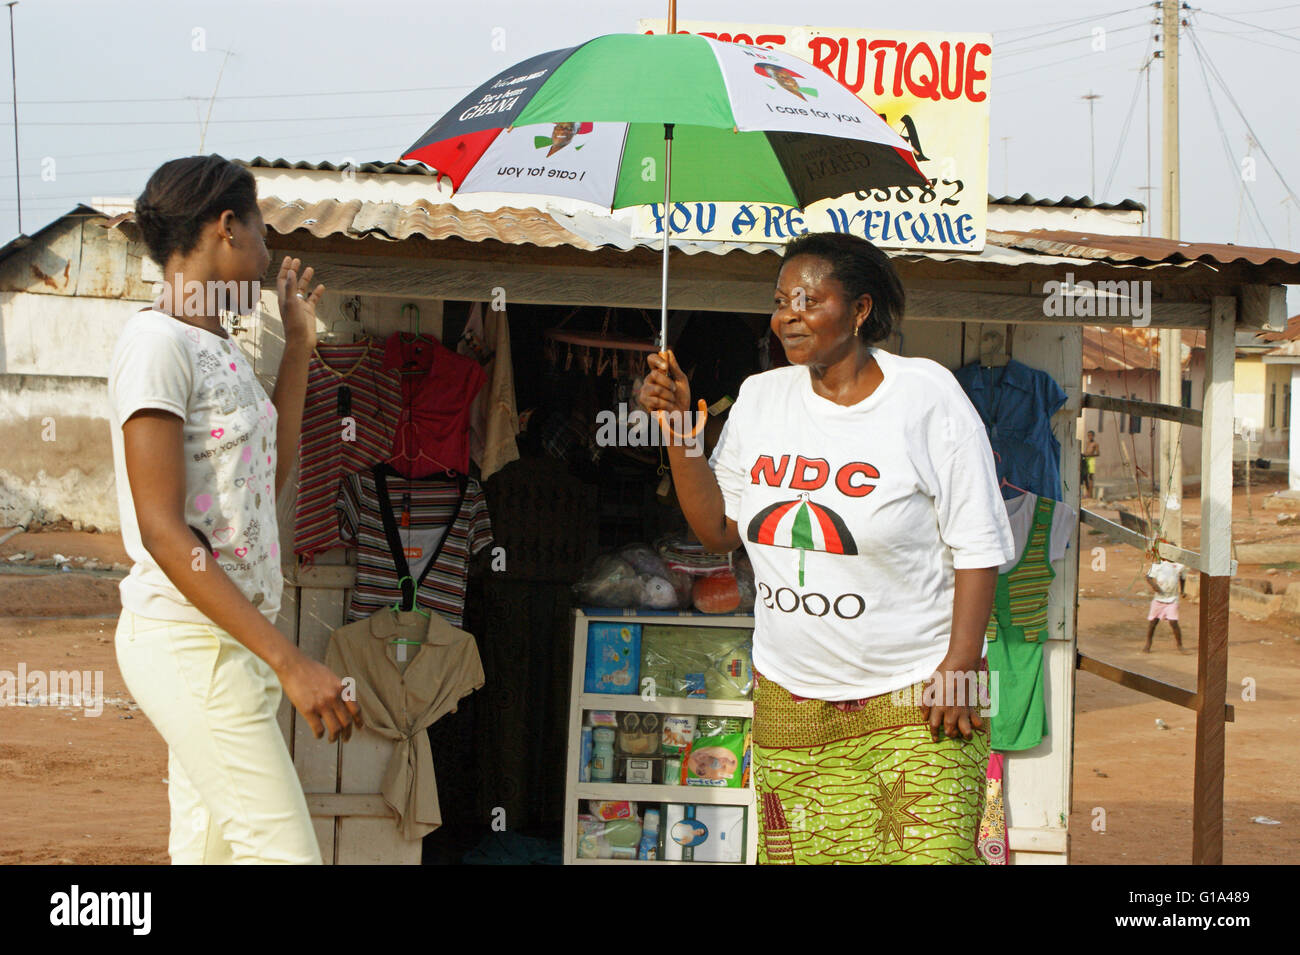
[563,610,758,865]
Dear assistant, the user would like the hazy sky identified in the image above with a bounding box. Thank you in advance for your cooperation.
[4,0,1298,258]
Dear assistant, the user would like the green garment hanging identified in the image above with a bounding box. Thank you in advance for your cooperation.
[985,495,1056,752]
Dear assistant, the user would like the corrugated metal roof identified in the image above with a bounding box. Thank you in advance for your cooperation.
[990,229,1300,268]
[1082,327,1202,372]
[1257,314,1300,343]
[989,193,1146,212]
[237,158,1149,211]
[241,156,437,177]
[57,196,1300,279]
[261,196,599,249]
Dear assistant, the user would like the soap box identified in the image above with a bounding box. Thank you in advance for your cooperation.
[584,622,642,695]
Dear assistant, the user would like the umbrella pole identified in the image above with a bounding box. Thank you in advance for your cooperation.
[660,122,673,353]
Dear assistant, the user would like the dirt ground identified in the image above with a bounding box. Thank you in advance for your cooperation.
[0,495,1296,865]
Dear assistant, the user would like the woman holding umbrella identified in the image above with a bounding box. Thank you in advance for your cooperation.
[640,232,1017,864]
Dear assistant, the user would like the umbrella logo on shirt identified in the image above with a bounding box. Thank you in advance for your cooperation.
[747,493,856,586]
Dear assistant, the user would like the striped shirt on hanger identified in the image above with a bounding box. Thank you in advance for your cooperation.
[294,338,403,560]
[336,465,493,627]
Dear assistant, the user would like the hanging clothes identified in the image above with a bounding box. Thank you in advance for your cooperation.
[324,609,485,840]
[294,338,402,560]
[977,752,1008,864]
[997,491,1076,573]
[384,332,487,478]
[984,494,1057,752]
[457,302,521,482]
[336,465,493,626]
[954,358,1068,501]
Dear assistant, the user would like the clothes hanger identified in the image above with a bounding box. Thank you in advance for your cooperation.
[390,574,430,643]
[979,326,1012,368]
[993,451,1032,497]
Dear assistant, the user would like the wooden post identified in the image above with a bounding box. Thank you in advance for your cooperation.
[1193,296,1234,865]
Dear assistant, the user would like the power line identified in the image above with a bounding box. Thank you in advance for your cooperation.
[0,121,438,166]
[995,5,1150,43]
[998,35,1152,79]
[1194,5,1300,41]
[16,83,475,107]
[1000,19,1156,59]
[1186,19,1300,211]
[20,111,437,128]
[1102,36,1156,198]
[1184,20,1278,244]
[1193,25,1300,53]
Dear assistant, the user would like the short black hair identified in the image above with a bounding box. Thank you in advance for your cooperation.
[781,232,904,345]
[134,155,259,267]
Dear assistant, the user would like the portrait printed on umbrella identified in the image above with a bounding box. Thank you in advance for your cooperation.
[753,62,819,101]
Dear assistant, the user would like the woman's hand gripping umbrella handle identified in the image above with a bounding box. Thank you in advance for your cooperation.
[639,349,739,555]
[647,349,707,441]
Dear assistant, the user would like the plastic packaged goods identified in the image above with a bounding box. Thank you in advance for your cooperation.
[639,626,754,700]
[638,808,661,860]
[576,813,643,860]
[574,543,689,610]
[662,805,746,863]
[590,726,615,783]
[616,711,662,755]
[684,717,750,788]
[693,570,740,613]
[573,554,642,608]
[579,726,593,783]
[661,714,697,754]
[583,622,641,695]
[589,800,637,821]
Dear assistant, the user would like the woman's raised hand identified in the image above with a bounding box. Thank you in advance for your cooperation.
[276,255,324,349]
[638,349,691,416]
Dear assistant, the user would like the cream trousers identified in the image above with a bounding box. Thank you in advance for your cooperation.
[114,608,321,864]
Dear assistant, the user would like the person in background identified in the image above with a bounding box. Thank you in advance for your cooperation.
[110,155,361,864]
[1081,430,1099,498]
[1144,558,1186,653]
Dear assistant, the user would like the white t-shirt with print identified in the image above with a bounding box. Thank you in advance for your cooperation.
[708,347,1018,700]
[1147,560,1184,603]
[108,307,282,623]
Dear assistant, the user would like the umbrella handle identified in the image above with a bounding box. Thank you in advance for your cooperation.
[656,399,708,441]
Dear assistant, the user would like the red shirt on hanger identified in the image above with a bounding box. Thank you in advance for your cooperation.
[383,332,486,478]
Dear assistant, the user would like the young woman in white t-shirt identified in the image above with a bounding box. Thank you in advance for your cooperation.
[109,156,362,863]
[639,232,1016,864]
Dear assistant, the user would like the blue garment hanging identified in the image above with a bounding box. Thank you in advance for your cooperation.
[955,358,1067,501]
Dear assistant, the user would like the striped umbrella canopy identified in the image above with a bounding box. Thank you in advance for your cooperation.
[401,33,927,356]
[747,493,858,586]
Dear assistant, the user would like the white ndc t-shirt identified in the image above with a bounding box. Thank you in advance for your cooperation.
[708,347,1018,699]
[108,307,283,623]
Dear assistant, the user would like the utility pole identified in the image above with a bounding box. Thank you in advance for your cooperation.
[6,2,18,235]
[1159,0,1183,551]
[1082,91,1102,197]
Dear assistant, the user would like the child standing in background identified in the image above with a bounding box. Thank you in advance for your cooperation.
[1144,559,1186,653]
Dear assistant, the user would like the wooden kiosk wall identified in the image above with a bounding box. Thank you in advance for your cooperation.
[258,302,1080,865]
